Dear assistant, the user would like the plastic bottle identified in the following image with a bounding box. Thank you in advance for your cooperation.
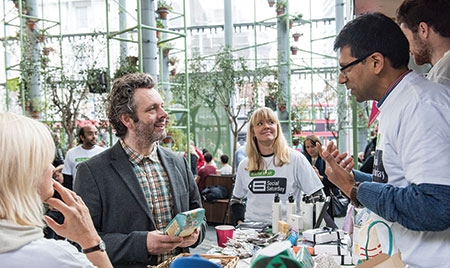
[300,194,314,230]
[286,193,297,224]
[272,193,282,233]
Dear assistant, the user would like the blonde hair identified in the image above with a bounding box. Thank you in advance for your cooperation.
[0,112,55,227]
[245,107,290,172]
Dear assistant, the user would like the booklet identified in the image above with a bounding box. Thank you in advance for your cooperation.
[164,208,205,237]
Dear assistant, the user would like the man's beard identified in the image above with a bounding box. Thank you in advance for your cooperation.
[412,35,431,66]
[134,119,167,149]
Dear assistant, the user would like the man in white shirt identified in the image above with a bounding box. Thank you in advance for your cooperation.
[218,154,232,175]
[62,125,105,189]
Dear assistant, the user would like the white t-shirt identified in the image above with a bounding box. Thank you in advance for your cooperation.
[372,71,450,267]
[218,164,232,175]
[233,149,323,223]
[62,145,105,185]
[427,50,450,88]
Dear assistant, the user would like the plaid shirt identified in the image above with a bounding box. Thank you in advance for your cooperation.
[120,140,178,263]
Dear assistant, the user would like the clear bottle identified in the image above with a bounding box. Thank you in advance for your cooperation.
[272,193,282,233]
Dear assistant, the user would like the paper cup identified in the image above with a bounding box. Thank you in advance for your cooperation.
[215,225,234,247]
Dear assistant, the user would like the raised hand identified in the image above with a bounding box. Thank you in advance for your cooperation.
[316,141,355,197]
[44,181,102,250]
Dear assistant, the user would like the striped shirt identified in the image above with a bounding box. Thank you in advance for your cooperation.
[120,140,178,263]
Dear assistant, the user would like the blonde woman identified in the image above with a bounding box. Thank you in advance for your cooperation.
[0,112,112,268]
[231,107,323,225]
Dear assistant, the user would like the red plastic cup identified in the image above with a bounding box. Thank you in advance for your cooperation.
[215,225,234,247]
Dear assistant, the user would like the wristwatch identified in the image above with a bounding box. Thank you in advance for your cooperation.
[82,240,106,254]
[350,181,363,208]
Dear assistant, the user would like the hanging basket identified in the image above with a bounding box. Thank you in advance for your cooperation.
[170,69,176,76]
[268,0,275,7]
[292,33,301,42]
[157,7,169,19]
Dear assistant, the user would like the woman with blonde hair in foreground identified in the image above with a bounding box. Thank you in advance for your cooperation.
[0,112,112,268]
[231,107,324,225]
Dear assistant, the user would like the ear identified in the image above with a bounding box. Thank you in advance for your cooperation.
[418,22,430,39]
[120,113,135,130]
[370,52,385,75]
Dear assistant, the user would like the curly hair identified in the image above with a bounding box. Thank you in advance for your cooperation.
[108,72,156,138]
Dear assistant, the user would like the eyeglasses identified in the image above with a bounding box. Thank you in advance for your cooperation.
[339,51,378,77]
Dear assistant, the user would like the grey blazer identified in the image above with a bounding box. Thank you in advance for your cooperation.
[74,142,207,268]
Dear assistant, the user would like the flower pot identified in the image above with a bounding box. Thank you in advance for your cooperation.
[37,34,46,42]
[268,0,275,7]
[157,7,169,19]
[290,46,298,55]
[170,69,176,76]
[43,47,51,55]
[276,7,285,16]
[293,33,301,42]
[26,19,36,30]
[289,20,293,29]
[169,58,177,66]
[163,48,170,56]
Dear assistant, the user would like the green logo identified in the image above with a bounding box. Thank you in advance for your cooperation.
[250,170,275,177]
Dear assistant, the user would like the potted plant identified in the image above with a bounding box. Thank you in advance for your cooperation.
[289,19,294,29]
[290,45,299,55]
[292,32,302,42]
[26,19,36,30]
[43,46,54,56]
[157,0,172,20]
[268,0,275,7]
[276,1,286,16]
[156,19,164,39]
[161,43,173,56]
[169,56,178,66]
[170,68,176,76]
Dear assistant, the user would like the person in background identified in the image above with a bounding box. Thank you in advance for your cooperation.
[74,73,206,267]
[62,125,105,190]
[217,154,232,175]
[234,140,247,170]
[231,107,323,225]
[303,135,339,218]
[396,0,450,88]
[196,152,217,192]
[321,13,450,267]
[0,112,112,268]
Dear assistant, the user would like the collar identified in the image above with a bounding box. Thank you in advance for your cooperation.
[368,69,412,127]
[120,139,158,164]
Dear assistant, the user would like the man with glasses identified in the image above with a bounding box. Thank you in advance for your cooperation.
[320,13,450,267]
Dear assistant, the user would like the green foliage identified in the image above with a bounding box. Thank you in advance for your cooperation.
[157,0,173,10]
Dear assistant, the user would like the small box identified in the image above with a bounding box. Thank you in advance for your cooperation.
[313,241,349,256]
[164,208,205,237]
[303,228,345,244]
[278,220,289,234]
[288,214,303,231]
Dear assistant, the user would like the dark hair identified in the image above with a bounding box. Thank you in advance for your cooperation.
[302,135,321,158]
[334,12,410,69]
[220,154,229,164]
[77,126,86,143]
[397,0,450,38]
[108,73,156,138]
[202,149,209,156]
[204,152,213,163]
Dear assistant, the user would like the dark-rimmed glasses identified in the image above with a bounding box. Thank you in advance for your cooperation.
[340,51,378,77]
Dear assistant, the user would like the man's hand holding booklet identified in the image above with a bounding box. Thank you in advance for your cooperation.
[164,208,205,237]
